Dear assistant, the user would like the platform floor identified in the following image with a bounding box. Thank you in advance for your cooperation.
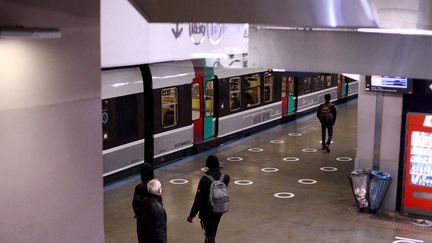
[104,99,432,243]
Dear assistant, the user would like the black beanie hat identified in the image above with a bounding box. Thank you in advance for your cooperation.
[205,155,220,169]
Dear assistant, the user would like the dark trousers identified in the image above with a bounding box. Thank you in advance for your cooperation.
[136,218,143,243]
[321,123,333,147]
[200,216,221,243]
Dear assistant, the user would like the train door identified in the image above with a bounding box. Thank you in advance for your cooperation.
[281,76,295,116]
[192,67,204,142]
[337,74,347,98]
[281,76,288,116]
[192,79,203,142]
[287,77,295,114]
[203,67,215,139]
[337,74,342,98]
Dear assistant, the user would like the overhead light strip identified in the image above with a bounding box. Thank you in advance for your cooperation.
[0,26,61,39]
[357,28,432,36]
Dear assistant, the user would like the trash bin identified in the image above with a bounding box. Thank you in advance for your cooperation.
[369,170,392,212]
[349,169,370,210]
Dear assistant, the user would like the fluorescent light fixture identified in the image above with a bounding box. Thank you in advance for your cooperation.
[272,69,287,72]
[358,28,432,36]
[0,26,61,39]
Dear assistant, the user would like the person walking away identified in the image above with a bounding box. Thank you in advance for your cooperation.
[187,155,230,243]
[132,163,154,243]
[138,179,167,243]
[317,93,337,152]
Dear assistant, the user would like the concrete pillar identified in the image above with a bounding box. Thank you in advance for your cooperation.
[355,76,403,210]
[0,1,104,242]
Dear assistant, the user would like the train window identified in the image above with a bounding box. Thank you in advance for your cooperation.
[192,83,200,120]
[116,94,138,142]
[264,72,273,103]
[245,74,260,107]
[205,81,214,117]
[229,77,241,111]
[161,87,178,128]
[281,77,287,98]
[301,77,312,94]
[312,76,324,91]
[325,75,332,88]
[102,100,110,141]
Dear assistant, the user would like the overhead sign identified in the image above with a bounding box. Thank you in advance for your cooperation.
[101,0,248,68]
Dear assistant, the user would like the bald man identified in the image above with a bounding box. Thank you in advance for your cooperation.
[138,179,167,243]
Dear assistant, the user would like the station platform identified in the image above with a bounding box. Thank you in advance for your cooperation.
[104,99,432,243]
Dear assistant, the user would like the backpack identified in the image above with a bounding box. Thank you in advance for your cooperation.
[206,174,229,214]
[320,103,334,124]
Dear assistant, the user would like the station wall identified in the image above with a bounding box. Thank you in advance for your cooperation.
[0,1,104,242]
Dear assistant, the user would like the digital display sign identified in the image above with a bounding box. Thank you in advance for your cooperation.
[365,75,412,94]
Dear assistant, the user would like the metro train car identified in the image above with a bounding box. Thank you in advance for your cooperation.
[101,60,359,184]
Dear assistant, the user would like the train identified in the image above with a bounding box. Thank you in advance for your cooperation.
[102,60,359,184]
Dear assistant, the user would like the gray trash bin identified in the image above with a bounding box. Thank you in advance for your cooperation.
[369,171,392,212]
[349,169,370,210]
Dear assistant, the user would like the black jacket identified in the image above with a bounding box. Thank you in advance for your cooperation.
[138,194,167,243]
[189,170,230,220]
[133,163,154,217]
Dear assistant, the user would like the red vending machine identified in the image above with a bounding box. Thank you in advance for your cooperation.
[403,113,432,218]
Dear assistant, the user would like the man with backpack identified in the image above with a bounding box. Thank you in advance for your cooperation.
[317,93,337,153]
[187,155,230,243]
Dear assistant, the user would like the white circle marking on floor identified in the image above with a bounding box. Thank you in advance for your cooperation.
[411,219,432,227]
[302,148,317,153]
[393,236,425,243]
[274,192,295,199]
[270,140,285,144]
[336,157,353,161]
[283,157,300,162]
[298,179,318,185]
[261,167,279,173]
[200,167,209,172]
[227,157,244,161]
[248,148,264,152]
[288,133,302,137]
[169,179,189,185]
[320,167,338,172]
[234,180,254,186]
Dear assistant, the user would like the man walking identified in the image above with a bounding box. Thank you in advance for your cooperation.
[317,93,337,153]
[139,179,167,243]
[187,155,230,243]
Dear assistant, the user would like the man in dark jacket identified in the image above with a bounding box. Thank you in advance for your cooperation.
[187,155,230,243]
[317,93,337,153]
[132,163,154,243]
[139,179,167,243]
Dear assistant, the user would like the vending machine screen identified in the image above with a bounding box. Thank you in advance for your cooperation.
[410,131,432,187]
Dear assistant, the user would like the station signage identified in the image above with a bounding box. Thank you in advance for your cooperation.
[101,0,249,68]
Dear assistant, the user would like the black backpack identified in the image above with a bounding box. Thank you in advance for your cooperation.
[320,103,334,123]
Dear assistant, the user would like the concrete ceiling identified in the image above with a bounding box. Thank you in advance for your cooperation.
[129,0,377,28]
[0,0,98,17]
[128,0,432,79]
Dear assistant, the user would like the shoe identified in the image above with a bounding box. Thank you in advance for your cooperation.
[322,145,326,151]
[325,145,330,153]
